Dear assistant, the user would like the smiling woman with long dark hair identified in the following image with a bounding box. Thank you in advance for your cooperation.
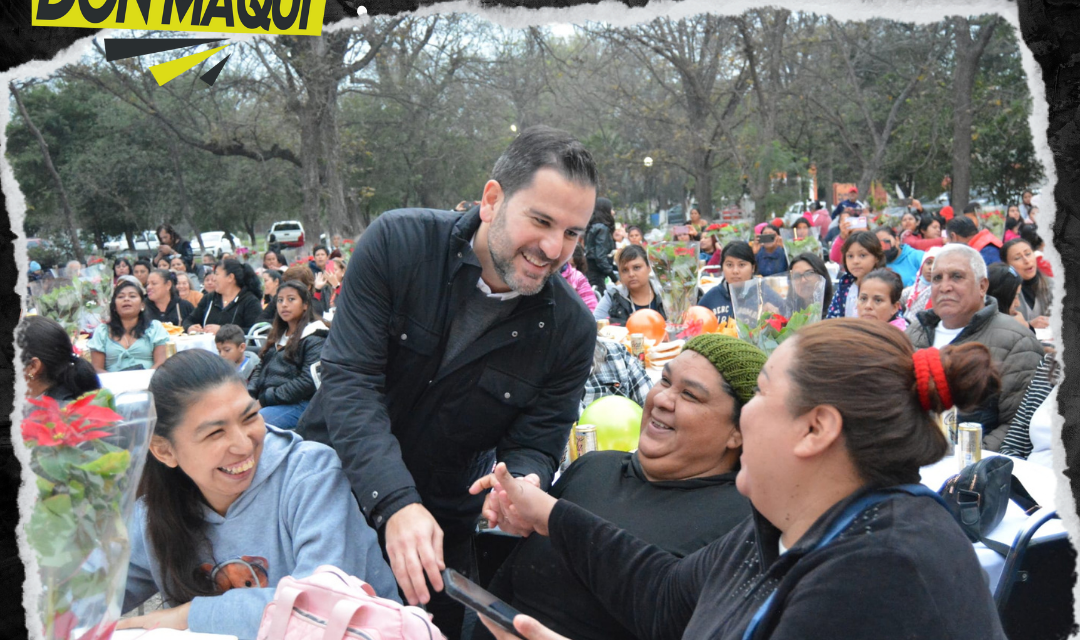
[117,349,397,637]
[88,278,169,372]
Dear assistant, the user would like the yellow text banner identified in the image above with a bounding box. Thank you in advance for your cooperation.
[32,0,325,36]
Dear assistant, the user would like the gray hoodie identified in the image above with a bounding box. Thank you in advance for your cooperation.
[123,425,398,638]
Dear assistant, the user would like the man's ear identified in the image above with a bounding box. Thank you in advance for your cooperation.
[479,180,504,224]
[149,435,178,468]
[979,276,989,297]
[792,404,844,459]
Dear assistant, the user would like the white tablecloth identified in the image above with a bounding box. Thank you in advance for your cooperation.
[920,451,1064,593]
[173,333,217,353]
[97,369,156,395]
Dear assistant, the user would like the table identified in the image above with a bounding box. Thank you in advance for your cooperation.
[97,369,156,395]
[919,451,1064,593]
[172,333,217,353]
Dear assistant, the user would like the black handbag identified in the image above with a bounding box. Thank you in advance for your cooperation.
[938,456,1040,555]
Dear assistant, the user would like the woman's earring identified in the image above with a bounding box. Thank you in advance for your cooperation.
[28,373,35,380]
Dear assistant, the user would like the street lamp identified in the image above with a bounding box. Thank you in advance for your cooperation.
[643,157,655,222]
[643,156,653,167]
[510,124,518,133]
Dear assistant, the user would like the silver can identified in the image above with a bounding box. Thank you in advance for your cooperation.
[575,423,598,457]
[957,422,982,472]
[629,333,645,356]
[941,407,958,448]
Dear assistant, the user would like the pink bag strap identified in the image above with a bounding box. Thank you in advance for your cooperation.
[315,565,377,597]
[268,585,304,639]
[323,598,365,640]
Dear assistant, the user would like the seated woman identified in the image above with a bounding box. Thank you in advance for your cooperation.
[999,352,1060,467]
[593,245,665,326]
[986,263,1028,329]
[186,259,263,335]
[902,214,946,251]
[89,278,169,372]
[175,272,203,308]
[826,231,886,319]
[787,252,833,320]
[112,257,133,286]
[117,350,397,637]
[18,315,100,404]
[258,269,283,323]
[901,246,940,323]
[1001,238,1052,329]
[480,319,1005,640]
[698,241,755,323]
[144,269,195,328]
[248,281,329,430]
[856,268,907,331]
[171,254,199,287]
[470,334,764,640]
[283,264,333,317]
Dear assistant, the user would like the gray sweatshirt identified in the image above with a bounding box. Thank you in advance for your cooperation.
[123,425,398,638]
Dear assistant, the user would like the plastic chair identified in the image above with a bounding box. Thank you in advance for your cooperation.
[246,322,272,350]
[994,508,1077,640]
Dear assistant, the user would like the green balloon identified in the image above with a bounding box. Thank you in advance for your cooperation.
[580,395,643,452]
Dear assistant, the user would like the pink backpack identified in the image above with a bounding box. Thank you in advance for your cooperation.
[257,565,444,640]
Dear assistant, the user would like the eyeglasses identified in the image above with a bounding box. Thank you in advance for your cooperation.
[791,272,820,283]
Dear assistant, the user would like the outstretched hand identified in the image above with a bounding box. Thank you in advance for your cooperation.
[470,469,540,536]
[487,463,557,537]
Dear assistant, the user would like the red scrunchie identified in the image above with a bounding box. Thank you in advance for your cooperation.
[912,348,953,412]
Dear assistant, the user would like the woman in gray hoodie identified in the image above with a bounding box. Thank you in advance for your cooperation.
[118,350,397,638]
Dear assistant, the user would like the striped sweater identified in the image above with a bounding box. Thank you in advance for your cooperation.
[999,353,1059,459]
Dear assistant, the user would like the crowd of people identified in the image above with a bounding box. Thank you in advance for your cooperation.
[16,126,1061,640]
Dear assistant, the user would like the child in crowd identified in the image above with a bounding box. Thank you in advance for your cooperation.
[215,324,257,382]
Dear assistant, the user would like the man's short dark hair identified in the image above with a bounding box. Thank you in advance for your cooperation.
[490,125,598,201]
[313,245,329,256]
[215,323,246,346]
[134,258,152,271]
[946,216,978,239]
[962,202,980,215]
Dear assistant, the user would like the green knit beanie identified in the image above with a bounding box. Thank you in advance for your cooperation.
[682,334,768,404]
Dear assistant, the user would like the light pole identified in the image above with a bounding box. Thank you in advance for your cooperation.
[510,124,518,133]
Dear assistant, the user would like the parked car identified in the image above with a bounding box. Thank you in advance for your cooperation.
[103,230,159,257]
[198,231,245,258]
[267,221,305,248]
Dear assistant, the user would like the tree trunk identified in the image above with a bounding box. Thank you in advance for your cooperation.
[10,83,84,263]
[950,16,998,216]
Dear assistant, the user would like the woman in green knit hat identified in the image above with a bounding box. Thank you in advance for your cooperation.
[468,334,767,640]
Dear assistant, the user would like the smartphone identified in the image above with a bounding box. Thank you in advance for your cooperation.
[850,216,868,230]
[442,569,525,638]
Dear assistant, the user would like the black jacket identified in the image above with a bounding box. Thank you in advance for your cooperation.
[155,239,194,272]
[585,222,617,287]
[248,321,329,407]
[144,296,194,327]
[184,289,263,333]
[547,486,1004,640]
[297,208,596,537]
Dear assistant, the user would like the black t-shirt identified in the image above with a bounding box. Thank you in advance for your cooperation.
[476,450,751,640]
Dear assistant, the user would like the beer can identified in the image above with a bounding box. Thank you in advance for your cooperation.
[165,341,178,358]
[630,333,645,356]
[597,319,610,334]
[940,407,958,448]
[957,422,982,471]
[575,424,598,457]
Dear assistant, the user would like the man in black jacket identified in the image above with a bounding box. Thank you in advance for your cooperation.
[298,125,598,638]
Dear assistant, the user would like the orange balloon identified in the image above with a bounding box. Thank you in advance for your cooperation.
[626,309,667,344]
[683,306,719,334]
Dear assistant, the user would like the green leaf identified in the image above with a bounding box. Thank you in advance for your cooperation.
[75,450,130,477]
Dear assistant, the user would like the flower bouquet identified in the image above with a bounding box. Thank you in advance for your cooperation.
[22,389,156,640]
[35,286,84,340]
[646,241,700,334]
[981,210,1005,240]
[785,233,823,258]
[728,273,826,354]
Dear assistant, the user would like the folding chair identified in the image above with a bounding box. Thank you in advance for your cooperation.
[994,508,1078,640]
[245,322,272,352]
[310,361,322,390]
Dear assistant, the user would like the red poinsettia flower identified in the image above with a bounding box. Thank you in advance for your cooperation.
[677,319,706,339]
[720,223,730,228]
[765,314,789,333]
[706,223,722,232]
[22,394,119,448]
[674,247,696,256]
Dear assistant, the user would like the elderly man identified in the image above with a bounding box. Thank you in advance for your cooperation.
[906,244,1044,450]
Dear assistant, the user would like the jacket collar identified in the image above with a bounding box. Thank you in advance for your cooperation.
[915,296,998,337]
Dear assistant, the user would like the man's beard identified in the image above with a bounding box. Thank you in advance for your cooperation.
[488,204,556,296]
[884,247,900,262]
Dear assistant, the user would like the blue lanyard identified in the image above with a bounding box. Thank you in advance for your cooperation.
[741,484,947,640]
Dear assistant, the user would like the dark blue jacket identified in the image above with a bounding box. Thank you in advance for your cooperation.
[755,247,788,277]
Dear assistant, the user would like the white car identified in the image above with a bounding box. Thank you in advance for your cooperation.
[267,220,305,248]
[104,230,158,257]
[197,231,244,257]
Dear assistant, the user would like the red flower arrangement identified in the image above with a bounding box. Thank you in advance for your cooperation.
[22,394,118,447]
